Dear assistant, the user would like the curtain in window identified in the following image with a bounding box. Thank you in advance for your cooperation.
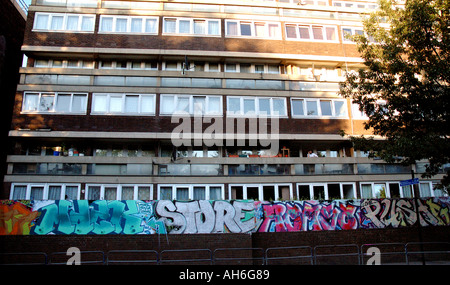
[24,94,39,111]
[81,16,94,31]
[208,20,219,35]
[361,184,372,198]
[227,22,238,36]
[209,187,221,200]
[104,187,117,200]
[138,186,151,200]
[72,95,86,113]
[101,17,113,32]
[65,186,78,200]
[12,186,27,200]
[179,20,191,33]
[268,24,279,38]
[48,186,62,200]
[164,19,176,33]
[50,16,64,30]
[125,95,139,113]
[131,18,142,33]
[272,98,286,116]
[312,26,324,40]
[207,97,221,113]
[88,186,101,200]
[175,97,190,113]
[109,96,123,113]
[176,187,189,200]
[402,185,413,198]
[56,94,71,112]
[326,27,336,40]
[93,95,107,112]
[193,187,206,200]
[121,186,134,200]
[35,14,49,29]
[160,187,172,200]
[30,187,44,200]
[140,96,154,113]
[66,16,79,31]
[161,95,175,114]
[419,183,431,197]
[145,19,157,33]
[194,20,205,34]
[115,18,128,32]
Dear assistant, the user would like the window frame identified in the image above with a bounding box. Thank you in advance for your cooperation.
[157,184,224,200]
[228,183,293,201]
[290,98,348,119]
[99,15,159,34]
[10,183,81,200]
[159,94,223,116]
[285,23,338,42]
[33,12,95,33]
[91,93,156,116]
[225,20,282,39]
[226,96,287,117]
[162,17,221,37]
[21,92,88,114]
[296,182,357,200]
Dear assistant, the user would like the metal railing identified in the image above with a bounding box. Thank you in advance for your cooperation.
[1,242,449,265]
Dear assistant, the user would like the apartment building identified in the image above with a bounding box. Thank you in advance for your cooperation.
[4,0,447,202]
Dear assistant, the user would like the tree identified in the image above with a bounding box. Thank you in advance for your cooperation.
[339,0,450,189]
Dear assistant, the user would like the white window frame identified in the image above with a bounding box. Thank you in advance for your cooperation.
[91,93,156,116]
[10,183,81,200]
[157,184,225,200]
[290,98,348,118]
[341,26,365,42]
[162,17,221,37]
[285,23,338,42]
[359,181,422,199]
[159,94,223,116]
[226,96,288,117]
[296,182,357,200]
[99,15,159,34]
[21,92,88,114]
[228,184,293,201]
[225,20,282,39]
[33,12,95,33]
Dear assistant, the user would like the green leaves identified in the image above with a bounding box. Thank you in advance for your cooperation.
[340,0,450,189]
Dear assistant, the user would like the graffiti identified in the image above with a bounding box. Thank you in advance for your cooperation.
[360,198,450,228]
[0,200,255,235]
[0,201,39,235]
[0,198,449,235]
[255,200,360,232]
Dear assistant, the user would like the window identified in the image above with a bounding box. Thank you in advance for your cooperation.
[227,96,287,116]
[229,184,292,201]
[342,26,365,42]
[160,94,222,115]
[285,23,337,42]
[296,183,356,200]
[158,184,224,200]
[85,184,152,200]
[99,15,158,34]
[163,17,220,36]
[33,13,95,32]
[22,92,87,114]
[92,93,156,115]
[225,20,281,39]
[291,98,348,118]
[10,184,81,200]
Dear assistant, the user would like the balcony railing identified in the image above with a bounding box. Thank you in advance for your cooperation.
[7,155,435,177]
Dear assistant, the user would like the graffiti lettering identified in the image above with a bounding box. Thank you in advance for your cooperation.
[0,198,449,235]
[255,200,360,232]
